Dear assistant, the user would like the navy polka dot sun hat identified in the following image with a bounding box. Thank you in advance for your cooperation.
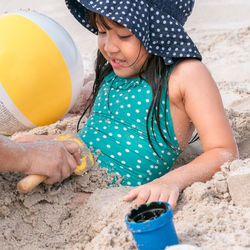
[66,0,202,65]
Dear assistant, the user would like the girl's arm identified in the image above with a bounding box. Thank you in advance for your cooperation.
[124,60,238,208]
[169,60,238,187]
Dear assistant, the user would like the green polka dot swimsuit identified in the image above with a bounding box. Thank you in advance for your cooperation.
[78,71,181,186]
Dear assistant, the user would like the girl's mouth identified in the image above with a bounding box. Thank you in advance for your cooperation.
[110,58,126,68]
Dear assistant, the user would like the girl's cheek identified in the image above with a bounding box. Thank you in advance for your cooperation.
[98,36,105,47]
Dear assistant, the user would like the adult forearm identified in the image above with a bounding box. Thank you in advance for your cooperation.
[0,136,26,172]
[160,147,238,191]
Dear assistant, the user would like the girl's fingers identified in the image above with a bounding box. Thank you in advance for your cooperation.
[159,192,170,203]
[136,189,151,206]
[124,184,180,209]
[168,191,179,209]
[123,188,140,201]
[147,191,161,204]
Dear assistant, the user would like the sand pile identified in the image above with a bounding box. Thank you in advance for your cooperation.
[0,100,249,249]
[0,149,249,249]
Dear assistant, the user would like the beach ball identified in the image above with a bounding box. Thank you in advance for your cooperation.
[0,11,83,135]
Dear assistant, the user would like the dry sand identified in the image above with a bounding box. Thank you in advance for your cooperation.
[0,0,250,249]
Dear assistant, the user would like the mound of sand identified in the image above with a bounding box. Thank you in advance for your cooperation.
[0,153,249,249]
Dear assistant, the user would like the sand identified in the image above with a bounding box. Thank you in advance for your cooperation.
[0,0,250,249]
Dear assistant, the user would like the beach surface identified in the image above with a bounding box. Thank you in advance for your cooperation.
[0,0,249,249]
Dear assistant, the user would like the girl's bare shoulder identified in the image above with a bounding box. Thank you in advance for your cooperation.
[168,59,216,102]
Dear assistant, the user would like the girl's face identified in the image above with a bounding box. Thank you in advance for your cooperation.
[97,18,149,78]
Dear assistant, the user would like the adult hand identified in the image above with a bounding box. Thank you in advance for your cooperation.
[123,178,180,209]
[21,139,81,184]
[12,134,57,143]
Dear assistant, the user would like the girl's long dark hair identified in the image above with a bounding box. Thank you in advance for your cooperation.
[77,13,198,158]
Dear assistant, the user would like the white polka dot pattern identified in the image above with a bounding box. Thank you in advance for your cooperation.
[78,71,180,186]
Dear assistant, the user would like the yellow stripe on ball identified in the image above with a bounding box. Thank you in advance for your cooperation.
[0,14,72,126]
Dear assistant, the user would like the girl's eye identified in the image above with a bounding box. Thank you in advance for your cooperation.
[119,35,132,39]
[98,31,106,35]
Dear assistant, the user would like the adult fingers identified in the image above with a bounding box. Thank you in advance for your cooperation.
[61,153,77,180]
[12,134,42,143]
[12,134,56,143]
[44,166,62,184]
[45,147,77,184]
[63,140,82,166]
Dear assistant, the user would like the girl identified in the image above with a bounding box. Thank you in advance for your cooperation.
[64,0,237,208]
[15,0,238,209]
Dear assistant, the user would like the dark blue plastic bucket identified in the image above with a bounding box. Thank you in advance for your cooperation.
[125,202,179,250]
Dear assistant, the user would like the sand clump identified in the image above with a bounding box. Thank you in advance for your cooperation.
[0,161,121,249]
[174,159,250,249]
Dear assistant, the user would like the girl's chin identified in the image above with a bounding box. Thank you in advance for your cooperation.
[113,68,139,79]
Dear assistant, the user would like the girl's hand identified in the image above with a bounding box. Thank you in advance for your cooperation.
[123,178,180,209]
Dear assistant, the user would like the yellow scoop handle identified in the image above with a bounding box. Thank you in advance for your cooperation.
[17,174,47,193]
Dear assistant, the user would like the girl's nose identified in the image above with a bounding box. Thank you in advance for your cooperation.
[104,36,119,53]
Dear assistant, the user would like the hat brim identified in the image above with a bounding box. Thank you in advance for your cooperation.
[66,0,201,65]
